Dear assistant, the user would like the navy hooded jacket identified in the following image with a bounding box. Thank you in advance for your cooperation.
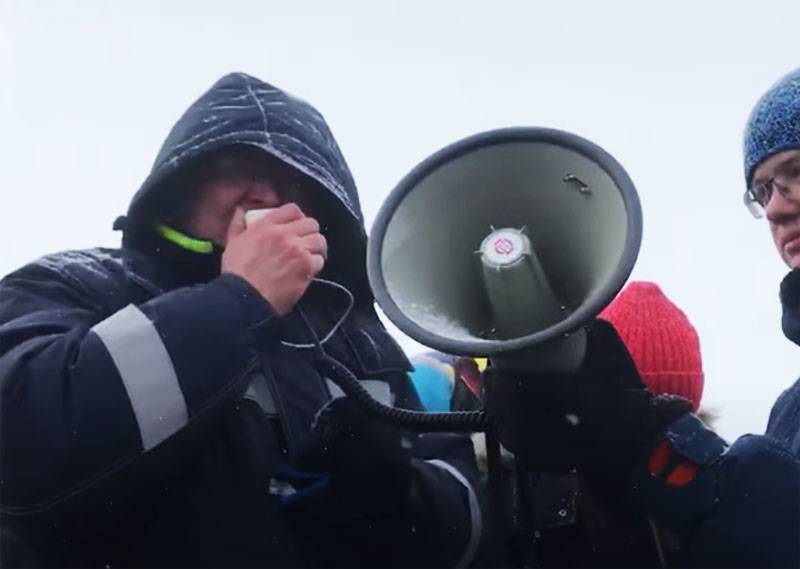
[0,73,482,568]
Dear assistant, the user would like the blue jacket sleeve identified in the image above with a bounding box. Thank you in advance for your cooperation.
[0,258,276,516]
[630,414,800,568]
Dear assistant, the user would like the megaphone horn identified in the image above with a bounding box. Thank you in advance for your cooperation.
[367,127,642,373]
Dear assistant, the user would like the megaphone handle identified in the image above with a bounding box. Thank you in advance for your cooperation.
[484,422,512,568]
[481,368,512,568]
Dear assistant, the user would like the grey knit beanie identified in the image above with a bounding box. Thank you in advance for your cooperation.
[744,68,800,187]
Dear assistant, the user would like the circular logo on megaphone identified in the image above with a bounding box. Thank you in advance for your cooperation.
[481,228,529,267]
[493,237,515,255]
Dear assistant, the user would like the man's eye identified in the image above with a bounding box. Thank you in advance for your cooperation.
[786,162,800,181]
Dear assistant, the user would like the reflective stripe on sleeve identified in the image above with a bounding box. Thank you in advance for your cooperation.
[91,304,189,451]
[325,378,395,407]
[426,459,483,569]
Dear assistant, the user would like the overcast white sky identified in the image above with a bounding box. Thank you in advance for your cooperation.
[2,0,799,441]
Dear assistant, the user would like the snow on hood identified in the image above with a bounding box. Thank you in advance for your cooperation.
[125,72,364,237]
[121,72,374,299]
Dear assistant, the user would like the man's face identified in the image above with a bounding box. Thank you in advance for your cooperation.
[753,149,800,269]
[182,147,309,247]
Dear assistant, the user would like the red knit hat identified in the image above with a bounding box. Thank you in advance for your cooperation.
[598,281,704,412]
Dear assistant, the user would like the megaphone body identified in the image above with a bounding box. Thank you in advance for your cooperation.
[367,128,642,373]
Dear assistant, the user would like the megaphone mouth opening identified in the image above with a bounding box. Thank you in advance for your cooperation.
[367,127,642,357]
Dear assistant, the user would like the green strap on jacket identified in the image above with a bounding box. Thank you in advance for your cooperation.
[156,224,215,254]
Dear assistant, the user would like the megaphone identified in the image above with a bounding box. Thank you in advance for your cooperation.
[367,128,642,373]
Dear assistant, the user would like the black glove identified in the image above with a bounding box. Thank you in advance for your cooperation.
[299,396,414,516]
[490,319,691,474]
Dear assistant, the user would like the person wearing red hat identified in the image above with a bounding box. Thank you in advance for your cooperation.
[598,281,704,413]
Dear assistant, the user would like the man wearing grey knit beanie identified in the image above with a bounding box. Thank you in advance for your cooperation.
[492,68,800,569]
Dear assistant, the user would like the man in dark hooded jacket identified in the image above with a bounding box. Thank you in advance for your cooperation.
[0,72,482,568]
[493,67,800,568]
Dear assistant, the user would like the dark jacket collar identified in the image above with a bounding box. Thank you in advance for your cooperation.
[780,269,800,346]
[122,226,222,293]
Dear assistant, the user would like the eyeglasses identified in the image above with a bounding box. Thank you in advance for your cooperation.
[744,157,800,218]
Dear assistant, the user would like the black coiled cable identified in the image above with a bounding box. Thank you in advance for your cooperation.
[297,306,492,432]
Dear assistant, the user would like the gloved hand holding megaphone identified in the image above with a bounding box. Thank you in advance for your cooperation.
[487,318,692,474]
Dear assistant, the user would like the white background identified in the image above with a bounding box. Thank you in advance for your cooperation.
[2,0,799,442]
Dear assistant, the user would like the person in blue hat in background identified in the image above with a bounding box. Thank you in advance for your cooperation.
[408,352,484,413]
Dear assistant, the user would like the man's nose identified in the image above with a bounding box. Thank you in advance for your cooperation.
[765,188,800,223]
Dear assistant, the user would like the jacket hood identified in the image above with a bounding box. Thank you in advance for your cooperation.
[125,72,364,237]
[121,72,372,300]
[781,268,800,346]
